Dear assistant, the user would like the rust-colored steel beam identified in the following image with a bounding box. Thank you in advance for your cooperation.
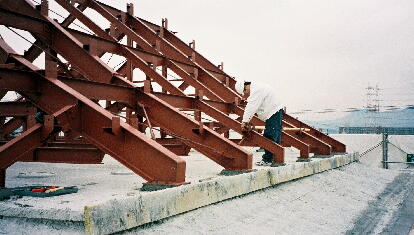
[132,14,229,80]
[93,1,236,98]
[87,4,319,159]
[62,0,220,100]
[0,132,105,165]
[0,8,47,37]
[64,27,225,80]
[232,105,331,156]
[194,100,284,163]
[24,2,89,62]
[58,76,135,104]
[0,102,36,117]
[0,118,24,139]
[117,2,345,156]
[55,0,112,41]
[0,3,128,86]
[0,0,345,176]
[0,168,4,187]
[4,1,252,170]
[156,138,191,156]
[84,0,240,102]
[0,63,304,161]
[53,0,185,96]
[283,114,346,153]
[283,120,331,155]
[229,134,310,159]
[0,68,188,155]
[281,133,310,158]
[20,146,104,164]
[0,123,43,169]
[136,92,252,170]
[0,62,186,185]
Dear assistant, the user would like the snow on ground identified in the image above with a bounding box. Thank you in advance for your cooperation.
[1,134,413,234]
[121,163,400,235]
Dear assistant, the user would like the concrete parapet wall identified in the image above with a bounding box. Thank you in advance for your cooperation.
[84,153,358,234]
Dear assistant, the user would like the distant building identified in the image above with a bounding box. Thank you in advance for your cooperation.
[339,127,414,135]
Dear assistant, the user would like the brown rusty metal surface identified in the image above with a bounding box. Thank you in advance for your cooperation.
[0,63,186,185]
[0,102,36,117]
[0,168,4,188]
[24,147,104,164]
[5,0,252,170]
[0,118,24,139]
[156,138,191,156]
[0,0,346,187]
[284,114,346,153]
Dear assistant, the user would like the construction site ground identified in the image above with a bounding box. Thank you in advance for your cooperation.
[1,134,413,234]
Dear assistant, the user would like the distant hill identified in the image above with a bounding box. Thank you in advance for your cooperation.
[304,107,414,134]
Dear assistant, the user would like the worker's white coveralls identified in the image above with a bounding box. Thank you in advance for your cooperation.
[242,82,283,123]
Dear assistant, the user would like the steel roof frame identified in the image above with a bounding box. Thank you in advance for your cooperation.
[0,0,345,188]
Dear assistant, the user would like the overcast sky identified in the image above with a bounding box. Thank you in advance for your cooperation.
[1,0,414,120]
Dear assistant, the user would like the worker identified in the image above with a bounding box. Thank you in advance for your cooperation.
[235,80,284,166]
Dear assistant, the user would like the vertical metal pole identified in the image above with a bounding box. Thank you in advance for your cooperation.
[382,133,388,169]
[125,35,133,124]
[0,117,5,140]
[0,169,5,188]
[125,4,134,124]
[160,63,168,138]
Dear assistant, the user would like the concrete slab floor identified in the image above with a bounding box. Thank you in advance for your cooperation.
[2,134,410,234]
[0,146,305,221]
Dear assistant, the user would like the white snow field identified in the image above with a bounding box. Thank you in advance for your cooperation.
[0,134,413,235]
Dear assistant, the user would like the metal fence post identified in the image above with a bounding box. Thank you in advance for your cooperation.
[382,133,388,169]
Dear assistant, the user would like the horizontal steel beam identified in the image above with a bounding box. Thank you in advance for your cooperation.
[10,1,252,170]
[0,102,36,116]
[0,8,47,36]
[0,56,186,185]
[1,67,308,160]
[74,0,345,158]
[20,147,104,164]
[156,138,191,156]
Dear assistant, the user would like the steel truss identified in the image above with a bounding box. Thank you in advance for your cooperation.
[0,0,346,187]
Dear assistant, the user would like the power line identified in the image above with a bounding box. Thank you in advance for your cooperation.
[106,53,114,64]
[29,0,95,35]
[113,59,127,70]
[5,26,89,80]
[289,103,414,115]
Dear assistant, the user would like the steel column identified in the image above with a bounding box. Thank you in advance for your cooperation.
[0,168,4,187]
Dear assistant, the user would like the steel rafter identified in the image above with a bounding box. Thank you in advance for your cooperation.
[0,0,346,187]
[49,0,284,163]
[0,0,253,174]
[17,0,250,169]
[74,1,342,159]
[0,46,187,185]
